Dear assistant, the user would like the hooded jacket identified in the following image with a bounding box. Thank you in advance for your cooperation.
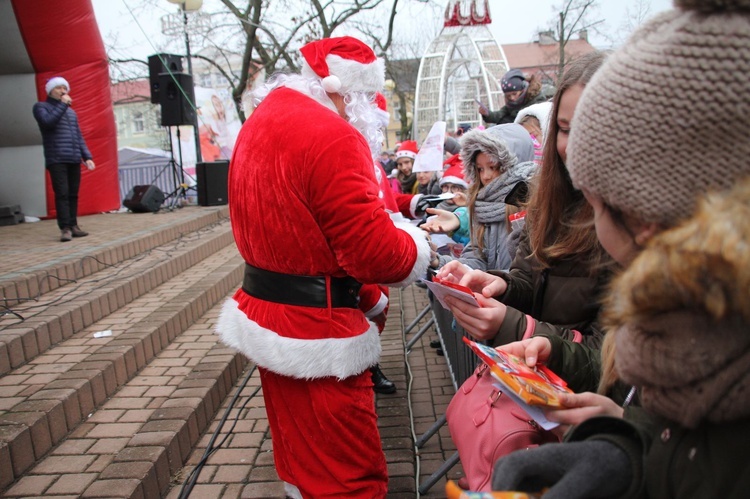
[560,180,750,498]
[438,124,536,271]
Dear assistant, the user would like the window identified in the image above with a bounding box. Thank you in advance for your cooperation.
[200,73,213,87]
[392,99,401,120]
[133,112,145,133]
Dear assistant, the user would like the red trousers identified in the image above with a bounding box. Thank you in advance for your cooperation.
[259,367,388,498]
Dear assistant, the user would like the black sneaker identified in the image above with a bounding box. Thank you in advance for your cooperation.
[429,339,441,349]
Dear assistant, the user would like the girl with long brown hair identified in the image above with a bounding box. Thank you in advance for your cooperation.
[437,50,612,350]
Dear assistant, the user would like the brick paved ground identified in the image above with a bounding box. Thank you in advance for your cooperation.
[1,209,465,498]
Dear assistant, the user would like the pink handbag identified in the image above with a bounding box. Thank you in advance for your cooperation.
[446,317,571,491]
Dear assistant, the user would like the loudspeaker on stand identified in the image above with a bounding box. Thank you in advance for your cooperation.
[159,72,196,127]
[148,53,182,104]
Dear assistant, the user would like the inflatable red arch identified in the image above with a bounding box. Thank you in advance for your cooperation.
[5,0,119,219]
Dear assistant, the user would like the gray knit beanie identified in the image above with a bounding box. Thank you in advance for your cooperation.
[568,0,750,226]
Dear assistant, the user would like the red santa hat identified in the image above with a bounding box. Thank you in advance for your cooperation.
[395,140,418,161]
[300,36,385,94]
[440,159,468,189]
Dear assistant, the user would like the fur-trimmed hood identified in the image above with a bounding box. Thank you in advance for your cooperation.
[459,124,535,184]
[605,178,750,428]
[605,178,750,327]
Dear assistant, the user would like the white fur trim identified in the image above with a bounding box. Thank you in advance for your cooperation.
[216,299,381,380]
[389,212,409,224]
[364,291,389,319]
[440,175,468,189]
[326,53,385,93]
[284,482,303,499]
[392,221,433,287]
[46,77,69,95]
[301,55,384,94]
[409,194,422,218]
[321,75,341,93]
[395,150,416,160]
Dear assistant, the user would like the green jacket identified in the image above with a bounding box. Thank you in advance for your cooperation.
[567,413,750,498]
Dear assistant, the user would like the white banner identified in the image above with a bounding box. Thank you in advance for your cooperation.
[413,121,446,172]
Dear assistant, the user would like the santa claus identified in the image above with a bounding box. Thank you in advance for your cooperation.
[216,37,432,498]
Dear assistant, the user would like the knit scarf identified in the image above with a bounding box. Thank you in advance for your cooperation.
[398,171,417,194]
[473,175,510,269]
[615,311,750,429]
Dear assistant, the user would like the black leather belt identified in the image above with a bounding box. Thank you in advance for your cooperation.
[242,263,361,309]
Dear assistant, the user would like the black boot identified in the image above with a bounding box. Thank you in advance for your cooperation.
[370,365,396,394]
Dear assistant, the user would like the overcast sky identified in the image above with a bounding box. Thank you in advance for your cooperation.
[93,0,675,62]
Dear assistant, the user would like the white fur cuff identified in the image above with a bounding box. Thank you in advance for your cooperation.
[216,299,382,380]
[392,221,432,288]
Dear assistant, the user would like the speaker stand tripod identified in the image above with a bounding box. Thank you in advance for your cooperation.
[158,126,195,211]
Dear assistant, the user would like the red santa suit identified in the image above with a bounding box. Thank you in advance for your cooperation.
[217,60,431,498]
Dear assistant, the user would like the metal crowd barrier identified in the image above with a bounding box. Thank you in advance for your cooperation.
[405,289,479,494]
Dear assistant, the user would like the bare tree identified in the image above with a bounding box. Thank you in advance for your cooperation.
[105,0,440,125]
[546,0,604,80]
[358,1,442,139]
[617,0,653,45]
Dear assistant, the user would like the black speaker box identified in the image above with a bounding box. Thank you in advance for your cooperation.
[196,161,229,206]
[148,53,182,104]
[123,185,165,213]
[158,72,195,127]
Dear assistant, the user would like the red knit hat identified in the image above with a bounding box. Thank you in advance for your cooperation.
[395,140,418,161]
[300,36,385,94]
[440,161,468,189]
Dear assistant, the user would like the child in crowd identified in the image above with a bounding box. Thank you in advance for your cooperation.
[514,102,551,166]
[416,170,442,196]
[392,140,419,194]
[426,123,535,272]
[423,160,471,246]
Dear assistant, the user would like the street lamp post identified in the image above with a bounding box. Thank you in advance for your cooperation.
[164,0,207,164]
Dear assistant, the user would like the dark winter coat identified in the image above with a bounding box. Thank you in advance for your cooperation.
[482,88,554,125]
[544,180,750,498]
[33,97,92,167]
[487,228,611,349]
[565,412,750,499]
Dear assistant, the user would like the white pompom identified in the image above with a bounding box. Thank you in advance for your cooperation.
[322,75,342,93]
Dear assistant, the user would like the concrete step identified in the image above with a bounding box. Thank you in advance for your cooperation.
[0,220,234,375]
[0,243,244,492]
[1,295,247,498]
[0,206,228,308]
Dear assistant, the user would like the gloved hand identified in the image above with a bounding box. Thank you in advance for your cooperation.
[415,195,445,216]
[492,440,632,499]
